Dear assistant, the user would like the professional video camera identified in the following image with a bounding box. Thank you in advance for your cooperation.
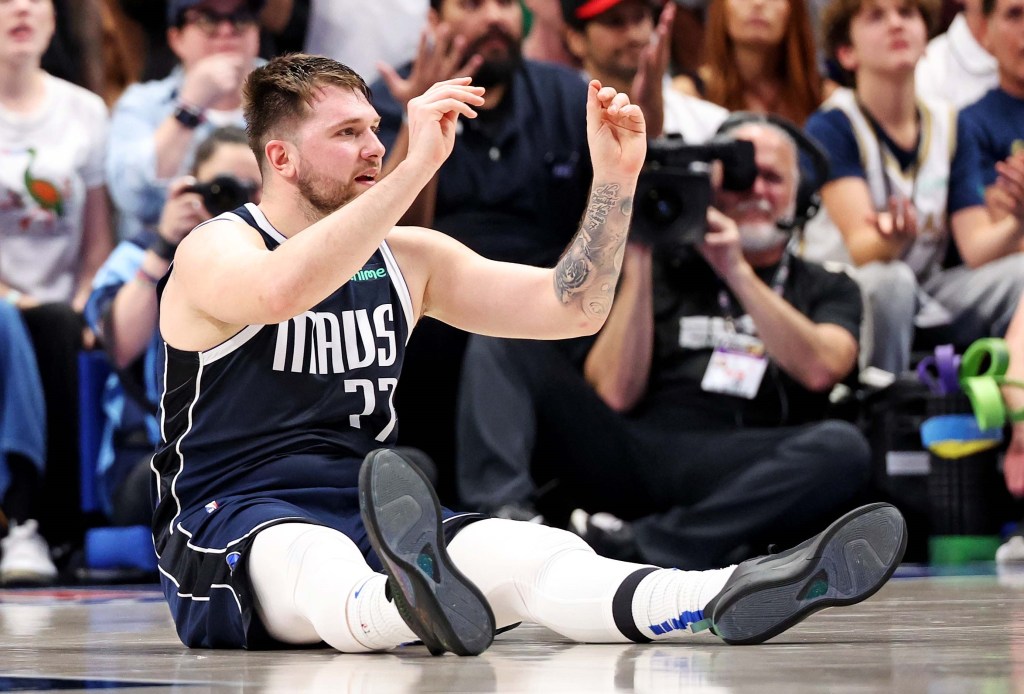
[632,136,757,253]
[186,175,258,217]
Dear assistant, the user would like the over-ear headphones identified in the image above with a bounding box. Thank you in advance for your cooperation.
[712,112,831,231]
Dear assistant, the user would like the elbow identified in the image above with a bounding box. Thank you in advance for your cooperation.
[958,246,989,270]
[803,371,840,393]
[579,307,613,336]
[601,388,640,413]
[111,346,137,371]
[578,315,606,337]
[801,362,849,393]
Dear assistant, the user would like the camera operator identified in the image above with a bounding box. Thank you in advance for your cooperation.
[83,126,260,524]
[456,117,872,569]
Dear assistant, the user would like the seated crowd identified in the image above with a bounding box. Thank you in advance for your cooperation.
[1,0,1023,586]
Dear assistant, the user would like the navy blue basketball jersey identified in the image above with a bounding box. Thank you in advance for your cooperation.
[151,202,413,561]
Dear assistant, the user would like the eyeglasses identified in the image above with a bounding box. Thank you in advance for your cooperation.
[180,7,258,35]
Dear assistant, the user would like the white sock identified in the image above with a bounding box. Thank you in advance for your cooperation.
[345,573,416,651]
[631,566,735,640]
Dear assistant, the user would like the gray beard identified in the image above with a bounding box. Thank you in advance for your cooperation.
[738,222,789,252]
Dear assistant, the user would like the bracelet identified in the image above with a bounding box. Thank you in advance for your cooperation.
[3,288,22,305]
[134,268,162,286]
[149,235,178,261]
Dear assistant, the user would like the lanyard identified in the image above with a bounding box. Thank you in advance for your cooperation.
[716,248,793,330]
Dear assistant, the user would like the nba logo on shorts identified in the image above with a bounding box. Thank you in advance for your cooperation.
[205,500,220,513]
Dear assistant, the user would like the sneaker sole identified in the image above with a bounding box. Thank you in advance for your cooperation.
[359,448,495,656]
[700,502,907,645]
[0,570,57,587]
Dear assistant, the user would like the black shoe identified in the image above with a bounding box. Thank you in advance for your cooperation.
[359,448,495,656]
[569,509,644,563]
[692,502,907,645]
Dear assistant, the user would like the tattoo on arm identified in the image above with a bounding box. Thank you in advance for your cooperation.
[554,183,632,320]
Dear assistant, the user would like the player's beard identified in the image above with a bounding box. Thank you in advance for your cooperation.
[296,167,358,219]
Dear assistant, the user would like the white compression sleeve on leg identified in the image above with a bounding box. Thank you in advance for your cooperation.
[249,522,414,652]
[446,518,644,642]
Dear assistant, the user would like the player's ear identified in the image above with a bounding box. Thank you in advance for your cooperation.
[265,140,296,178]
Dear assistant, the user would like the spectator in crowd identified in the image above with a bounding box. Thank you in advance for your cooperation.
[946,0,1024,269]
[114,0,303,84]
[915,0,998,109]
[370,0,596,502]
[0,304,49,584]
[85,126,261,526]
[523,0,578,67]
[674,0,833,124]
[997,288,1024,563]
[0,0,114,577]
[803,0,1024,375]
[106,0,263,241]
[562,0,729,141]
[458,117,871,569]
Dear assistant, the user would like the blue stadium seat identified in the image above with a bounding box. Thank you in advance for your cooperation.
[78,351,156,574]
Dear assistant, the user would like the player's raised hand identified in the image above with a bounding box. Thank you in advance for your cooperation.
[586,80,647,180]
[404,77,485,170]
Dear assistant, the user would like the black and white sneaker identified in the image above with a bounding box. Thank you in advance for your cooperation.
[692,502,907,645]
[359,448,495,656]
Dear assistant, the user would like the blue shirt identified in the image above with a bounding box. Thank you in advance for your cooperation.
[84,234,163,514]
[805,108,920,183]
[948,88,1024,214]
[105,66,250,240]
[372,60,593,267]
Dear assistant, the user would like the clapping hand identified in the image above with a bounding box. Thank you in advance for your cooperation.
[378,23,484,111]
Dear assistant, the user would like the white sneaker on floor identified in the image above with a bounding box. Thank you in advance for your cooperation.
[996,535,1024,565]
[0,519,57,585]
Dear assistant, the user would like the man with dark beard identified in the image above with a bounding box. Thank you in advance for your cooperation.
[370,0,597,505]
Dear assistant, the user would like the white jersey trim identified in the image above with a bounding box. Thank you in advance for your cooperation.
[240,203,288,245]
[201,324,263,365]
[180,517,308,553]
[380,239,415,340]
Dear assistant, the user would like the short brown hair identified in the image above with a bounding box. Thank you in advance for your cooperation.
[242,53,371,171]
[821,0,939,76]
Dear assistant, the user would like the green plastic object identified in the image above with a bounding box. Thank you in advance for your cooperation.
[928,535,1001,565]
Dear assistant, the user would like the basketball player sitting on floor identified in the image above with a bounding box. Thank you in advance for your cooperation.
[152,53,907,654]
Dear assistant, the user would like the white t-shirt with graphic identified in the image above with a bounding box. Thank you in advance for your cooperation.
[0,74,108,303]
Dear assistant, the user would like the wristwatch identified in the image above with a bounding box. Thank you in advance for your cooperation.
[173,102,205,129]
